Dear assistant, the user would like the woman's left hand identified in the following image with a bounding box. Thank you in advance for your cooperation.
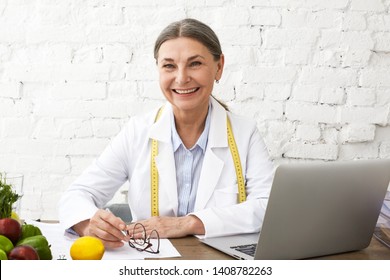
[127,215,205,238]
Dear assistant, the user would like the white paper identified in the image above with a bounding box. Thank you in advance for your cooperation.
[25,220,181,260]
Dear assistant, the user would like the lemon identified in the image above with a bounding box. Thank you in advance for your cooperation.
[11,211,20,222]
[70,236,105,260]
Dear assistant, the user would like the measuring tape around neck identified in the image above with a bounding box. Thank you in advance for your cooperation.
[150,107,246,216]
[226,117,246,204]
[150,107,164,217]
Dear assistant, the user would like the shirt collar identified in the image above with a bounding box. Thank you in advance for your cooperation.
[171,101,212,152]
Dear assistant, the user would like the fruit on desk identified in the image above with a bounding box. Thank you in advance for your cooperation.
[11,211,20,222]
[8,245,39,260]
[0,248,7,260]
[70,236,105,260]
[16,235,52,260]
[20,223,42,240]
[0,235,14,254]
[0,218,22,244]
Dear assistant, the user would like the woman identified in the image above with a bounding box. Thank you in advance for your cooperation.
[58,18,274,249]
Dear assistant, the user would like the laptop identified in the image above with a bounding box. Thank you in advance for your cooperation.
[201,159,390,259]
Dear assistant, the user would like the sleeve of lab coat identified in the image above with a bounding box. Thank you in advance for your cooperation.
[58,119,135,231]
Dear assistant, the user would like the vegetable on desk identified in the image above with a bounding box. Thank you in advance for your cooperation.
[0,174,20,219]
[20,223,42,240]
[0,174,53,260]
[17,235,52,260]
[0,218,53,260]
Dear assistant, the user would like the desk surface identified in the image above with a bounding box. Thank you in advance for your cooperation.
[155,236,390,260]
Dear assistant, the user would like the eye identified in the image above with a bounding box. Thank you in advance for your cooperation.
[190,61,202,67]
[162,64,175,69]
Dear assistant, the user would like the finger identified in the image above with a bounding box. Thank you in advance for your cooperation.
[126,222,149,239]
[99,237,125,249]
[128,220,163,239]
[93,210,130,241]
[90,224,123,242]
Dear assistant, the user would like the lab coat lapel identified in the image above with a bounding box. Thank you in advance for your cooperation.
[149,103,178,216]
[194,98,228,211]
[155,142,178,216]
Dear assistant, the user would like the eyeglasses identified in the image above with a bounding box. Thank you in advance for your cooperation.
[127,223,160,254]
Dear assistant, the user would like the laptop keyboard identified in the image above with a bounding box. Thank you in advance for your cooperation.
[230,243,257,257]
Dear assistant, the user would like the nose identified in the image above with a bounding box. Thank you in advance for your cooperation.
[175,67,190,85]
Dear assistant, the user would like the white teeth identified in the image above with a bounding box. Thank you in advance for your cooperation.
[175,88,198,94]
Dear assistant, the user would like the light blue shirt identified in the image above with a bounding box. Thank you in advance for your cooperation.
[171,103,212,216]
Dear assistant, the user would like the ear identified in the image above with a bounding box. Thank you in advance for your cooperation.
[215,54,225,81]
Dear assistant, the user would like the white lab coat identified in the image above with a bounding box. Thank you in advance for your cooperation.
[58,98,274,238]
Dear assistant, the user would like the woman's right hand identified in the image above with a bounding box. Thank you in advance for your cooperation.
[72,209,130,249]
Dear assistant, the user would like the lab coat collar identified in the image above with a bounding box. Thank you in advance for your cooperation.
[148,97,228,148]
[148,102,173,143]
[208,97,228,148]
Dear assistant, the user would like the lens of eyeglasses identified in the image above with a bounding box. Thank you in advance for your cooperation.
[132,223,147,245]
[127,223,160,254]
[146,229,160,254]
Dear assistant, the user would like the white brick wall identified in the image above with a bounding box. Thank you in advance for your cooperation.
[1,0,389,220]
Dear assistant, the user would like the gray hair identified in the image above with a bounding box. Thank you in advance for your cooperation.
[154,18,222,61]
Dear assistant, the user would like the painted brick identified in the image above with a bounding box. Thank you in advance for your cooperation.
[291,85,320,103]
[319,87,345,105]
[299,67,358,87]
[350,0,386,12]
[264,29,319,49]
[250,8,281,26]
[319,31,374,50]
[242,66,297,83]
[339,143,379,160]
[377,89,390,106]
[340,106,389,125]
[295,124,321,141]
[373,32,390,52]
[322,126,339,145]
[235,83,265,101]
[360,69,390,87]
[340,124,376,143]
[92,119,122,138]
[264,84,291,101]
[0,83,20,98]
[51,82,107,100]
[370,52,390,67]
[346,87,376,107]
[342,12,367,31]
[285,102,338,124]
[283,143,338,161]
[1,117,33,138]
[342,50,371,67]
[379,141,390,158]
[229,100,284,121]
[0,99,32,118]
[1,0,389,220]
[58,119,94,139]
[367,14,390,32]
[284,48,311,65]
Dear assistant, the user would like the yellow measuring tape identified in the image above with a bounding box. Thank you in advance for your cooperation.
[150,107,164,217]
[226,117,246,204]
[150,107,246,216]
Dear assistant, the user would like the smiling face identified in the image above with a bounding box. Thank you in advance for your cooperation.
[156,37,224,115]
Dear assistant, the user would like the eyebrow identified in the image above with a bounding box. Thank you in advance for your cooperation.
[160,55,205,63]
